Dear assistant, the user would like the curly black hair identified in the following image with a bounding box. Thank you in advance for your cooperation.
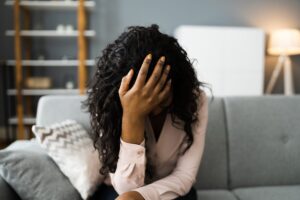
[82,24,212,183]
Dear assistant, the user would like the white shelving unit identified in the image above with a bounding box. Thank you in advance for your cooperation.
[6,60,95,67]
[6,30,96,37]
[9,117,36,125]
[7,89,83,96]
[5,0,95,138]
[5,0,95,10]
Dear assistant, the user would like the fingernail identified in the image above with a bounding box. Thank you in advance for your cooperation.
[128,68,133,75]
[147,53,152,59]
[167,65,171,70]
[160,56,165,62]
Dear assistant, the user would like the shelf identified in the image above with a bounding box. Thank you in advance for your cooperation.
[6,0,92,139]
[6,59,96,67]
[9,116,36,125]
[7,89,86,96]
[5,1,95,10]
[6,30,96,37]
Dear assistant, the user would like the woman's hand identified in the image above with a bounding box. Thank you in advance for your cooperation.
[118,53,171,144]
[116,191,145,200]
[118,53,172,119]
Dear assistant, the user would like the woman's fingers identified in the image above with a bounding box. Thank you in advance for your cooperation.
[159,91,173,108]
[153,64,170,95]
[158,79,172,102]
[133,53,152,89]
[145,56,165,91]
[118,68,134,96]
[153,91,172,115]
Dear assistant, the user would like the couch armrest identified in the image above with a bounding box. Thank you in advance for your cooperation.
[0,175,21,200]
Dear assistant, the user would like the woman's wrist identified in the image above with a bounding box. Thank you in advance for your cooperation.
[121,113,145,144]
[116,191,145,200]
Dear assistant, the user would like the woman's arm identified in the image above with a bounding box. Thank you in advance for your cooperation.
[111,54,171,195]
[109,113,147,194]
[131,92,209,200]
[109,137,146,195]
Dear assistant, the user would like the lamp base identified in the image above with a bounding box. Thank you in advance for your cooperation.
[283,56,294,95]
[265,55,294,95]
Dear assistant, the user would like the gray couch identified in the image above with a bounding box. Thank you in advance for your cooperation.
[1,95,300,200]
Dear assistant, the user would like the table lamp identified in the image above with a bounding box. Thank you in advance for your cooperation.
[266,29,300,95]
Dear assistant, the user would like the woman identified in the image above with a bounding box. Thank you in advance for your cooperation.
[83,24,211,200]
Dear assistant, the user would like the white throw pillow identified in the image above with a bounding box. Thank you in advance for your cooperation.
[32,119,104,200]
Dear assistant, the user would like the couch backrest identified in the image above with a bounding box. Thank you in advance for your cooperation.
[36,95,300,190]
[36,95,230,189]
[195,97,229,189]
[224,95,300,188]
[36,95,91,132]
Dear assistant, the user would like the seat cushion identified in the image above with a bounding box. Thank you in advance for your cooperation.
[234,185,300,200]
[197,190,237,200]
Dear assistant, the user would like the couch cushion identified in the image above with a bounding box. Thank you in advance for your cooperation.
[32,119,104,199]
[195,97,229,189]
[234,185,300,200]
[0,139,82,200]
[224,95,300,188]
[36,95,91,132]
[197,189,237,200]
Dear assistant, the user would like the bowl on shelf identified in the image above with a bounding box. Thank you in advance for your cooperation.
[25,77,52,89]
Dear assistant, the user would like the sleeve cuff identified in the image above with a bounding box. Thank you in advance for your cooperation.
[132,185,160,200]
[119,138,146,164]
[120,138,145,147]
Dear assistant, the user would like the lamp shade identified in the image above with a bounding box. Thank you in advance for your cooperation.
[268,29,300,55]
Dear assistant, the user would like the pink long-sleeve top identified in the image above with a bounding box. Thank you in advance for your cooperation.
[103,92,208,200]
